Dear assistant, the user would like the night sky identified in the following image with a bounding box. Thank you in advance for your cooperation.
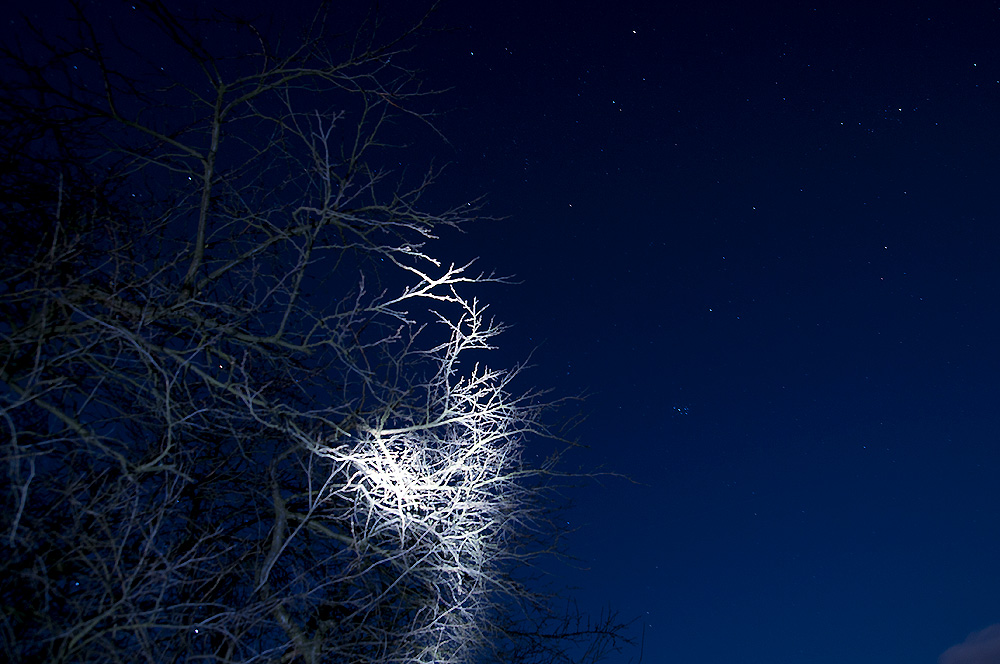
[14,1,1000,662]
[411,2,1000,663]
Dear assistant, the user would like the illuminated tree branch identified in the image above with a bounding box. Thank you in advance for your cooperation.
[0,3,632,663]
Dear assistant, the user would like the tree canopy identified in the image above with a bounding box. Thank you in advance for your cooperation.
[0,3,629,663]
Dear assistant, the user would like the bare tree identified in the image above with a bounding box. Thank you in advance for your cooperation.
[0,2,630,663]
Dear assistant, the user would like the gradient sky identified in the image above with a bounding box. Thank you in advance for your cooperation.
[410,2,1000,662]
[19,1,1000,662]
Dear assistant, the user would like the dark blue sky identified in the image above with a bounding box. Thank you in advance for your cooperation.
[412,1,1000,662]
[16,1,999,662]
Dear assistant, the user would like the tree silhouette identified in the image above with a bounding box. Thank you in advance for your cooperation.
[0,2,630,663]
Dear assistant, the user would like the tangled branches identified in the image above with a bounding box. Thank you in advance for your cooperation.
[0,3,630,663]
